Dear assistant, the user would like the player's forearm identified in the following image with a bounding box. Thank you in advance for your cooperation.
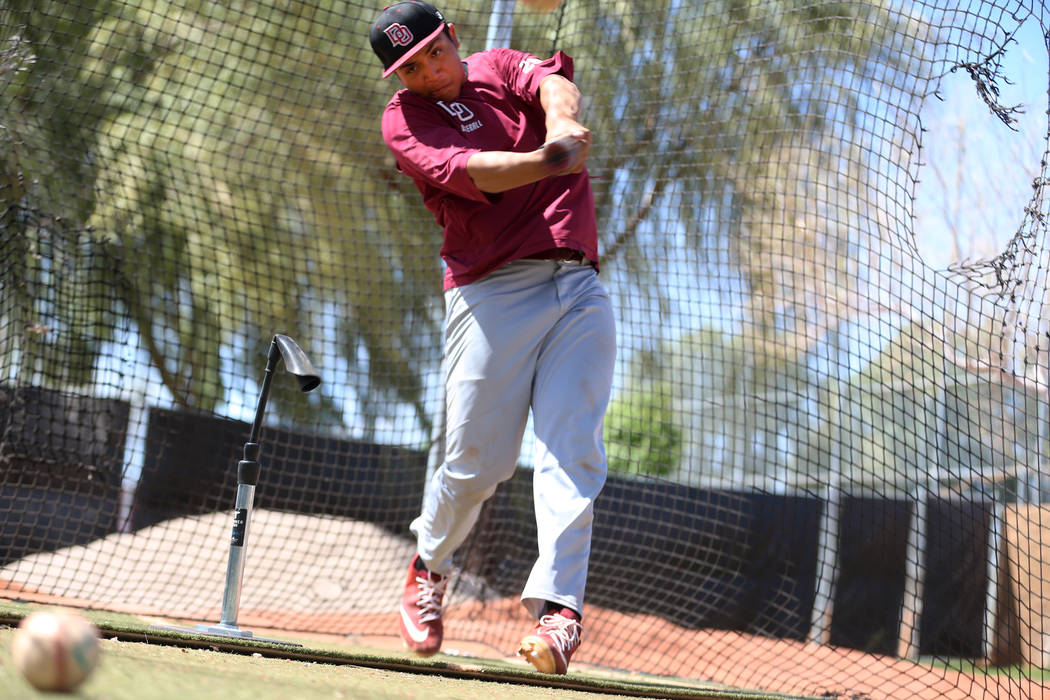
[466,148,554,193]
[539,74,582,137]
[538,74,591,174]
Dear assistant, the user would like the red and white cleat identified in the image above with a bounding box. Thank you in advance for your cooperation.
[398,554,448,657]
[518,608,582,674]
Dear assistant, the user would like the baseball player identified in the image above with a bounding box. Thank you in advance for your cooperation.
[369,1,616,675]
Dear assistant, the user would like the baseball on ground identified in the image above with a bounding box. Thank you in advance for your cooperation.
[11,609,101,692]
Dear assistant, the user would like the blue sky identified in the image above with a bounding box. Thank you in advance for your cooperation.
[913,18,1047,269]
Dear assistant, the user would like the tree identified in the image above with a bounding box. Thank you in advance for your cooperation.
[0,0,933,448]
[2,0,447,436]
[605,381,681,477]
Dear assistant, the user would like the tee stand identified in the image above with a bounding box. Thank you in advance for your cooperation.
[151,334,320,646]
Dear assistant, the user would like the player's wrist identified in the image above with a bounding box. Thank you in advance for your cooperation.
[540,134,586,176]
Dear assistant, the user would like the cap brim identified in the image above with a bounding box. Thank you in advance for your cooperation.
[381,23,446,78]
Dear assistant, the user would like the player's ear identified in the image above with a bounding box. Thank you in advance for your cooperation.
[447,23,460,49]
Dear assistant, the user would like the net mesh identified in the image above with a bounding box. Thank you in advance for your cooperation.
[1,0,1048,697]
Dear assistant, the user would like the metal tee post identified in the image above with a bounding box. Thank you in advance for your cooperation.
[199,334,321,641]
[152,334,319,645]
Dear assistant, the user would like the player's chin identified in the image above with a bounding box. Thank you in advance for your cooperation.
[427,83,461,101]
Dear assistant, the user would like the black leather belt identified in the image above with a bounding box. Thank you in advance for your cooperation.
[524,247,586,263]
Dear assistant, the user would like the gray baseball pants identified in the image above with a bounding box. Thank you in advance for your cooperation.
[411,257,616,618]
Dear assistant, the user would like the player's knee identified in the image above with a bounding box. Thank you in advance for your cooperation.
[437,459,516,503]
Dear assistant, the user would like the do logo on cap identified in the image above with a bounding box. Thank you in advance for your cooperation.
[384,23,415,48]
[370,2,448,78]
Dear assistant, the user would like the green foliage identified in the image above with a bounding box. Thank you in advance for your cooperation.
[1,0,441,434]
[0,0,929,444]
[605,382,681,477]
[509,1,926,278]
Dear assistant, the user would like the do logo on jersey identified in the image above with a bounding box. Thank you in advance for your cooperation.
[438,101,475,122]
[437,101,482,132]
[384,23,413,47]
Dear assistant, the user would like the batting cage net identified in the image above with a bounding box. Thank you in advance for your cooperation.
[1,0,1048,697]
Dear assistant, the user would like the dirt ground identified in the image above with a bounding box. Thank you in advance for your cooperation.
[0,510,1045,700]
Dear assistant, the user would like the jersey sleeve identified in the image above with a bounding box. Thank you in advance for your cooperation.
[488,48,575,108]
[381,93,490,203]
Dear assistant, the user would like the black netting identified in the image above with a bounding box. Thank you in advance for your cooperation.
[1,1,1048,697]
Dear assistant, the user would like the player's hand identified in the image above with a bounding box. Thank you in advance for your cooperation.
[540,128,591,176]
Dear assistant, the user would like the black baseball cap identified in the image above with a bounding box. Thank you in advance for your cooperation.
[370,2,448,78]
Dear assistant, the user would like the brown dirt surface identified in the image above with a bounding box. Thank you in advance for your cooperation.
[1,510,1045,699]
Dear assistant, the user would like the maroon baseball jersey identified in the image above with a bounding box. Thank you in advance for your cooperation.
[381,49,598,290]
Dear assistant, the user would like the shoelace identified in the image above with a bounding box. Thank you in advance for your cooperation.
[414,573,448,624]
[538,614,581,651]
